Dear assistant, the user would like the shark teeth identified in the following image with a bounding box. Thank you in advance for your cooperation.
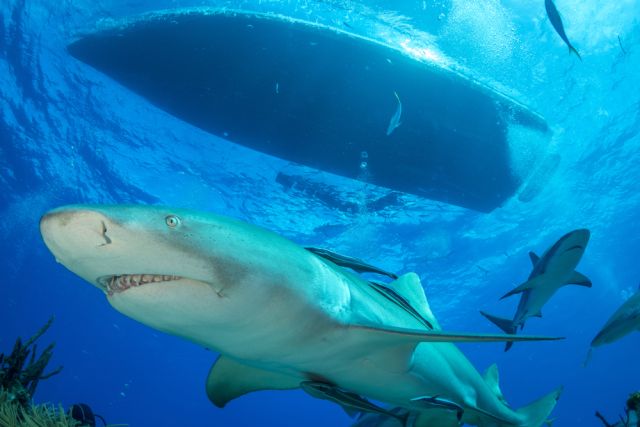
[101,274,181,295]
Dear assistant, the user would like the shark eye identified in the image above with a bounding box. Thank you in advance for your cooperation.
[165,215,181,228]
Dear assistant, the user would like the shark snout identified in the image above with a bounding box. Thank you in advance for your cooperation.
[571,228,590,245]
[40,207,113,261]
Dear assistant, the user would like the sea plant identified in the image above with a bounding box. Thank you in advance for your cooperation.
[0,317,62,408]
[0,389,79,427]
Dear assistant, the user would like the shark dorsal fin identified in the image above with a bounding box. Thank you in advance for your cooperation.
[529,251,540,266]
[565,270,592,287]
[482,364,507,405]
[206,356,301,407]
[389,273,441,330]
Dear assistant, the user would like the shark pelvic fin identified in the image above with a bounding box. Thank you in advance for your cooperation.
[528,251,540,266]
[565,270,592,287]
[206,356,301,407]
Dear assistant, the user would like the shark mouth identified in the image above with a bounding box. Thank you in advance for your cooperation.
[98,274,182,296]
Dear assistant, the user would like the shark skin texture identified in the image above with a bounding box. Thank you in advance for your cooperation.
[481,229,591,351]
[40,204,561,427]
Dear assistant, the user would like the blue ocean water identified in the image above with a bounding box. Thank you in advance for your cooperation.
[1,1,639,426]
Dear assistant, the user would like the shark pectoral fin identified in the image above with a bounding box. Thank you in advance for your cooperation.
[566,270,591,287]
[206,356,301,407]
[482,364,508,405]
[350,324,563,345]
[529,251,540,266]
[500,278,539,300]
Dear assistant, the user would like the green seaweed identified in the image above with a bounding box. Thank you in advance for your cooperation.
[0,317,63,409]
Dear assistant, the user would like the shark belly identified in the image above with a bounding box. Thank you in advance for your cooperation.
[514,279,562,325]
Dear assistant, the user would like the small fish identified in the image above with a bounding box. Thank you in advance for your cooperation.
[618,35,627,55]
[545,0,582,61]
[350,407,418,427]
[305,247,398,279]
[386,91,402,136]
[476,265,489,275]
[275,82,279,94]
[301,381,409,424]
[411,395,464,420]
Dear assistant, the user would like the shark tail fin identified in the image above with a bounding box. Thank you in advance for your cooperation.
[514,387,562,427]
[568,44,582,61]
[480,311,517,352]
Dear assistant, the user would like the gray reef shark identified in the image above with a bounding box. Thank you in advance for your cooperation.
[481,229,591,351]
[40,204,562,427]
[589,285,640,356]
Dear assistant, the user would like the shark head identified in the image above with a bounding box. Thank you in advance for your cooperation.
[39,204,295,348]
[530,228,591,279]
[591,290,640,348]
[545,228,590,265]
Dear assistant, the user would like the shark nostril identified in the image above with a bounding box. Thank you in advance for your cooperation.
[101,221,112,245]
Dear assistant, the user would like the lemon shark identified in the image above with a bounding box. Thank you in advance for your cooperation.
[481,229,591,351]
[40,204,562,427]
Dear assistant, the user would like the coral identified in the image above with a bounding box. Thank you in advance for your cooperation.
[627,391,640,411]
[0,389,79,427]
[0,317,63,409]
[0,319,127,427]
